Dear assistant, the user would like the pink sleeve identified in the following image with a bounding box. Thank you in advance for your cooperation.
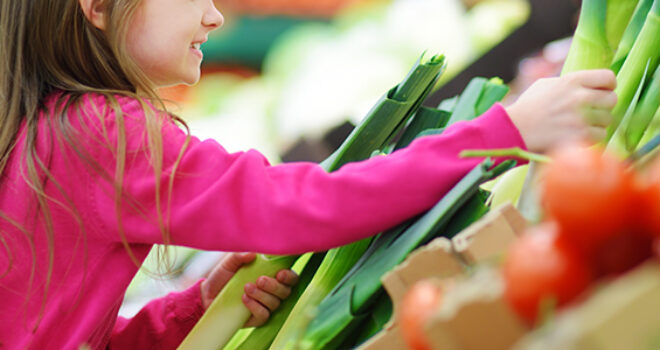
[109,280,205,349]
[88,98,527,254]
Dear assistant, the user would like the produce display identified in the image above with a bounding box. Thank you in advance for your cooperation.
[180,51,519,349]
[505,142,657,325]
[391,141,660,350]
[173,0,660,349]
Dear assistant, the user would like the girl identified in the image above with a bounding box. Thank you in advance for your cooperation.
[0,0,617,349]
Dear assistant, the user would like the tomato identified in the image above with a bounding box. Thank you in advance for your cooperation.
[541,143,635,253]
[502,223,592,324]
[640,158,660,237]
[592,232,653,277]
[398,280,443,350]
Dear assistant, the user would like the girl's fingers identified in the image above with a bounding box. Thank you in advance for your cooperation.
[240,271,298,328]
[573,69,617,90]
[245,282,282,311]
[219,252,256,273]
[201,253,257,308]
[276,269,300,286]
[242,294,270,328]
[256,276,292,300]
[587,126,607,142]
[581,89,618,110]
[583,108,614,127]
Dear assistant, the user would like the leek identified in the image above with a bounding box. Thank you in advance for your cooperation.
[607,0,660,140]
[561,0,612,75]
[229,253,324,350]
[626,63,660,150]
[278,75,504,349]
[612,0,653,73]
[638,101,660,143]
[297,160,514,349]
[178,255,297,349]
[606,0,640,54]
[515,0,632,220]
[320,55,447,169]
[394,107,449,150]
[349,293,393,349]
[447,77,509,124]
[268,55,447,350]
[268,240,372,349]
[475,77,509,116]
[486,165,529,208]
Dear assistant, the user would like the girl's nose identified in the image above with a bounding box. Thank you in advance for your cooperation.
[203,0,224,29]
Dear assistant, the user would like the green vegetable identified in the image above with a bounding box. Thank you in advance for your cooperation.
[627,62,660,150]
[297,160,515,349]
[230,253,325,350]
[179,55,447,350]
[394,107,450,150]
[612,0,653,73]
[607,0,660,140]
[447,77,509,125]
[606,0,640,55]
[178,255,298,349]
[561,0,612,75]
[269,54,448,350]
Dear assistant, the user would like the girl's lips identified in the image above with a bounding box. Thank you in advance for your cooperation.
[191,47,203,59]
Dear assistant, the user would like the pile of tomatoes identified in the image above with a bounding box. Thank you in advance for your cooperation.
[397,142,660,350]
[503,142,660,324]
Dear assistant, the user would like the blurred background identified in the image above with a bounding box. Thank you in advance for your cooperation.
[121,0,577,317]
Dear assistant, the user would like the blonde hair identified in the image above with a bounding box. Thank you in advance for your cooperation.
[0,0,189,329]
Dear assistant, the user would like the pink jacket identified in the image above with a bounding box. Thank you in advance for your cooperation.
[0,94,526,349]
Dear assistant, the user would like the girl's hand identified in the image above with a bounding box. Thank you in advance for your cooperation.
[200,252,299,327]
[506,69,618,153]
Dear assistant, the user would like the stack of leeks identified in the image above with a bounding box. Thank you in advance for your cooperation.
[276,76,513,350]
[179,54,447,350]
[178,51,519,349]
[489,0,660,212]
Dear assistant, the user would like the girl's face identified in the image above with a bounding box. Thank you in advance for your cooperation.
[126,0,223,87]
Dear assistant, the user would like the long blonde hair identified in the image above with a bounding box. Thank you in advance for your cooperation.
[0,0,189,328]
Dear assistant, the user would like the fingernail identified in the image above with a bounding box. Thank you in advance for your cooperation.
[245,283,256,294]
[257,277,268,289]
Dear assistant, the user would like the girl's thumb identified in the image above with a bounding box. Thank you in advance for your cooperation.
[220,252,256,273]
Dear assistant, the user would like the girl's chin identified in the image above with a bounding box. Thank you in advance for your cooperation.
[156,73,200,88]
[182,69,201,85]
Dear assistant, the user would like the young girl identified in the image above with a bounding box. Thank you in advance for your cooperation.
[0,0,617,349]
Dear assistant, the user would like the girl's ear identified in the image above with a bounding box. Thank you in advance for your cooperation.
[78,0,107,30]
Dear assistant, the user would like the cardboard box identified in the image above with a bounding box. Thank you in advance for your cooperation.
[359,204,530,350]
[424,269,529,350]
[452,203,527,265]
[515,261,660,350]
[382,237,465,308]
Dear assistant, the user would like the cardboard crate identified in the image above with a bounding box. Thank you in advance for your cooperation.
[359,203,529,350]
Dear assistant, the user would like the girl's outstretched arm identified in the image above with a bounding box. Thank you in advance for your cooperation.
[84,97,526,254]
[83,69,615,255]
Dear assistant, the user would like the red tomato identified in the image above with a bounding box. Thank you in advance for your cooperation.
[503,223,592,324]
[640,158,660,237]
[541,143,635,253]
[592,232,653,277]
[398,280,443,350]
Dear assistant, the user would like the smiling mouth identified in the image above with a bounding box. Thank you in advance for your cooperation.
[191,43,201,50]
